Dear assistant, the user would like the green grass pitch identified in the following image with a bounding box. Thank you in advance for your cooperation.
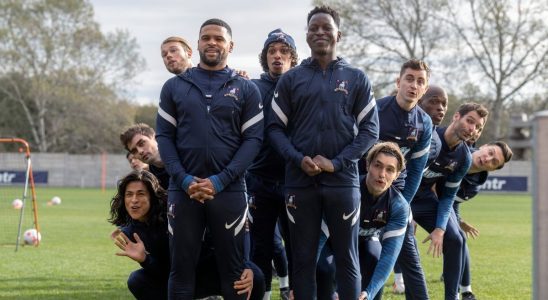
[0,188,531,299]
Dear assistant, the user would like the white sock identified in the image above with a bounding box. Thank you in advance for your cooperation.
[460,285,472,293]
[262,291,271,300]
[279,276,289,289]
[394,273,404,282]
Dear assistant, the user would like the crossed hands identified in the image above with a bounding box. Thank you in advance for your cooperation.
[111,228,147,263]
[301,155,334,176]
[188,177,216,203]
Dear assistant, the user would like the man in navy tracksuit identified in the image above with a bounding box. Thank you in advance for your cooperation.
[438,141,513,300]
[267,6,379,299]
[247,28,298,299]
[411,103,488,300]
[156,19,263,299]
[358,142,409,300]
[364,60,433,299]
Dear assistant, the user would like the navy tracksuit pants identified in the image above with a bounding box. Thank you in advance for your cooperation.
[396,222,429,300]
[167,190,248,300]
[247,174,291,292]
[286,186,361,300]
[411,196,466,300]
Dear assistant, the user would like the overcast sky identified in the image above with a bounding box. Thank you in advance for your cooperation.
[90,0,315,105]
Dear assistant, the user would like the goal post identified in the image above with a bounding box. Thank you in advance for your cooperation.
[0,138,40,251]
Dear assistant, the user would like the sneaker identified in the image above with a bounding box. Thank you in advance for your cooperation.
[462,291,477,300]
[440,273,444,282]
[392,280,405,294]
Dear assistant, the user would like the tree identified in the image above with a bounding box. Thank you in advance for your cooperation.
[0,0,145,152]
[445,0,547,139]
[314,0,450,93]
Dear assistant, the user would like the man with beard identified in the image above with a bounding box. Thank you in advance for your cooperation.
[247,28,298,300]
[156,19,263,299]
[267,5,379,299]
[412,103,488,300]
[161,36,193,75]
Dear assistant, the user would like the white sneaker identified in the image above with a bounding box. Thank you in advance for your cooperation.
[393,280,405,294]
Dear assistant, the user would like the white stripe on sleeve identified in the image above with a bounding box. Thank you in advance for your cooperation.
[241,111,264,133]
[272,98,288,126]
[445,180,462,188]
[158,107,177,127]
[357,97,376,124]
[382,226,406,240]
[411,145,430,159]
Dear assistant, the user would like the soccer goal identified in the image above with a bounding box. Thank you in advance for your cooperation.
[0,138,40,251]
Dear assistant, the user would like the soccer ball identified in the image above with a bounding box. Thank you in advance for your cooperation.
[12,199,23,209]
[50,196,61,205]
[23,228,41,245]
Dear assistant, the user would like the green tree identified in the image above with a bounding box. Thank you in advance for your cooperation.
[0,0,145,152]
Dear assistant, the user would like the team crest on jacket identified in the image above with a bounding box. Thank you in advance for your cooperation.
[224,86,240,101]
[373,209,388,224]
[286,194,297,209]
[407,127,418,142]
[334,80,349,95]
[445,160,458,172]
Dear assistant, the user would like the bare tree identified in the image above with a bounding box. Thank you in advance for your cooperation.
[314,0,450,93]
[446,0,548,139]
[0,0,144,152]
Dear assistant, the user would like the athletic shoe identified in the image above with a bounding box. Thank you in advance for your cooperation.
[461,291,477,300]
[392,280,405,294]
[440,273,444,282]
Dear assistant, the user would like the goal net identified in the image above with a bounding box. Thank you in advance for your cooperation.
[0,138,40,250]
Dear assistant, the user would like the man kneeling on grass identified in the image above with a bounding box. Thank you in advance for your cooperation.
[108,170,262,299]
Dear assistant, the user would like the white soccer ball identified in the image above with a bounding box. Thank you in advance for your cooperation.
[23,228,41,245]
[50,196,61,205]
[12,199,23,209]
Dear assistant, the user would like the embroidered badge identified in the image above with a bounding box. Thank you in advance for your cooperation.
[407,127,418,142]
[373,209,387,224]
[247,194,256,210]
[224,87,240,101]
[334,80,349,95]
[445,161,458,172]
[286,194,297,209]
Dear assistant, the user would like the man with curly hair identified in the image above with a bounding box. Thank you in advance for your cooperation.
[247,28,298,299]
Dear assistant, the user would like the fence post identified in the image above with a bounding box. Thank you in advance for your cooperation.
[533,111,548,299]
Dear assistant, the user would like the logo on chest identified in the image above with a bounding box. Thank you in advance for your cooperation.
[334,80,349,95]
[445,160,458,172]
[224,86,240,101]
[373,209,388,224]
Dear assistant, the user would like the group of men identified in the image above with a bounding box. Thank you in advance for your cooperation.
[115,4,513,300]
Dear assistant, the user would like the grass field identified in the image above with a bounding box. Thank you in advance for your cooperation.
[0,188,532,299]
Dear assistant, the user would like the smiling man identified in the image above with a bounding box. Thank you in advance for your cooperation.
[156,18,263,299]
[412,102,488,300]
[267,5,379,299]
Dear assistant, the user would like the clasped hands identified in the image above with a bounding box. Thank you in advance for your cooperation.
[188,177,216,203]
[301,155,334,176]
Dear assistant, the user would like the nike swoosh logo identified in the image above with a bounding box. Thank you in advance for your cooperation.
[259,103,263,109]
[225,216,240,229]
[274,91,278,98]
[342,208,357,220]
